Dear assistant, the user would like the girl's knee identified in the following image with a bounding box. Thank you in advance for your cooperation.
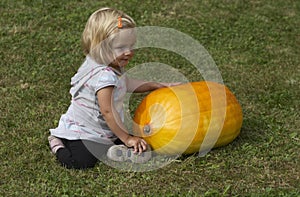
[59,156,98,169]
[56,148,98,169]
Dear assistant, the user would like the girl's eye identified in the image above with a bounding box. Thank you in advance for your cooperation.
[116,44,134,50]
[115,47,133,53]
[115,46,126,51]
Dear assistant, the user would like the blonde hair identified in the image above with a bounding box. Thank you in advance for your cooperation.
[82,8,136,65]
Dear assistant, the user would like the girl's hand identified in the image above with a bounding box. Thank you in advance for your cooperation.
[124,136,148,154]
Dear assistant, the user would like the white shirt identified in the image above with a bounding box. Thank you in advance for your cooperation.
[50,56,127,145]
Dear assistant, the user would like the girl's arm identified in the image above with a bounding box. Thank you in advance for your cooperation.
[97,86,147,153]
[126,78,180,93]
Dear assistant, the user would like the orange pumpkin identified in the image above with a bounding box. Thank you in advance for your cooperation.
[133,81,243,155]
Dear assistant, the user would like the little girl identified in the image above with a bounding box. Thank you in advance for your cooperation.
[48,7,177,169]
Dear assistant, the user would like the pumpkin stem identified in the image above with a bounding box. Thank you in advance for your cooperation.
[143,125,151,135]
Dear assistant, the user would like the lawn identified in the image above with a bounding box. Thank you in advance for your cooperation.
[0,0,299,196]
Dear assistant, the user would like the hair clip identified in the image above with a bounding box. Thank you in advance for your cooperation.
[118,16,122,28]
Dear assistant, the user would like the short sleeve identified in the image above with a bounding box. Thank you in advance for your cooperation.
[93,68,118,93]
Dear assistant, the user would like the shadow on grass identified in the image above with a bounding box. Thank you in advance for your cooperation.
[175,114,271,163]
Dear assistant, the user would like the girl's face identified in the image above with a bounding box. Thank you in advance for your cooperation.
[110,29,136,68]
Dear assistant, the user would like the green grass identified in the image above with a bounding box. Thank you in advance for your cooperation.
[1,0,299,196]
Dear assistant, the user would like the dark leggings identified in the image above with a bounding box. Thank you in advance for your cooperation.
[56,138,123,169]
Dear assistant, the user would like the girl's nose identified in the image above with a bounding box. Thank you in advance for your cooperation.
[124,49,134,56]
